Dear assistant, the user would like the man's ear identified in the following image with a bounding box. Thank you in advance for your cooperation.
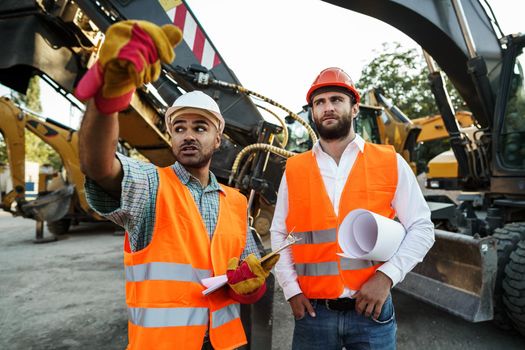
[215,132,222,150]
[351,103,360,118]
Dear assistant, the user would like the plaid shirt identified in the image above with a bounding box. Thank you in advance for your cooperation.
[85,153,260,259]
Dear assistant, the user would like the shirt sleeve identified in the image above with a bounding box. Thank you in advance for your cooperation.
[270,175,303,300]
[377,154,435,286]
[241,224,262,260]
[84,153,158,251]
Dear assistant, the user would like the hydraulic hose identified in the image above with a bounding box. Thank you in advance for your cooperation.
[255,103,289,148]
[211,79,318,144]
[228,143,296,186]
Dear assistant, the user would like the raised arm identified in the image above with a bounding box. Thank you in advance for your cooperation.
[76,20,182,198]
[78,102,123,199]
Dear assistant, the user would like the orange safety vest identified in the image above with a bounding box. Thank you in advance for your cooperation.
[124,166,248,350]
[285,143,397,298]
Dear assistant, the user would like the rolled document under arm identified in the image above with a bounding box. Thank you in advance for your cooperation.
[338,209,406,261]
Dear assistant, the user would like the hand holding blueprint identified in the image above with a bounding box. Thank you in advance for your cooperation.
[201,230,300,295]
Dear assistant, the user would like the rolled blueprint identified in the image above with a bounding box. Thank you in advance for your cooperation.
[337,209,406,261]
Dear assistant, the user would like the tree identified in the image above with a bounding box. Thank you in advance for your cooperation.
[358,42,465,118]
[0,140,7,164]
[357,42,465,172]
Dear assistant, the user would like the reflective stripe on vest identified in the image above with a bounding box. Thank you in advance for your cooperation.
[295,261,339,276]
[125,262,211,283]
[128,307,208,328]
[294,229,340,278]
[294,229,337,244]
[211,303,240,329]
[339,258,375,270]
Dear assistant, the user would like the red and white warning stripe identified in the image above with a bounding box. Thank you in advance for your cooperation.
[165,3,221,69]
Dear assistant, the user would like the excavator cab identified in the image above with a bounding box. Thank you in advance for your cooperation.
[495,42,525,175]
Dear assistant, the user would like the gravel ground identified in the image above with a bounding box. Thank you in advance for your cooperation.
[0,213,127,350]
[1,211,524,349]
[271,285,525,350]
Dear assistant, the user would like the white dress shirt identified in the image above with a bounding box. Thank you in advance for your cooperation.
[270,134,435,300]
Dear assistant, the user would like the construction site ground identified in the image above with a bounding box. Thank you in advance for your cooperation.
[1,210,524,349]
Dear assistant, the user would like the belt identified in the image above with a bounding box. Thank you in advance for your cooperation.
[313,298,356,311]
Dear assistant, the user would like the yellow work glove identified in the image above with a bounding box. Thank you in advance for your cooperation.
[226,253,280,299]
[75,20,182,114]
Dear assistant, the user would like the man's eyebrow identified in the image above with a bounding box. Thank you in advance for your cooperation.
[173,118,210,125]
[193,119,210,125]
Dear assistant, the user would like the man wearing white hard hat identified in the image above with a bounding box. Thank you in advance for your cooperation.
[79,88,277,349]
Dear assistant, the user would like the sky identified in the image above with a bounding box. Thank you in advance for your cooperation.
[184,0,522,111]
[0,0,522,129]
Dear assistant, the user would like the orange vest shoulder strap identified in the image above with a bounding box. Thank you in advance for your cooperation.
[219,184,248,208]
[285,150,314,177]
[362,143,398,187]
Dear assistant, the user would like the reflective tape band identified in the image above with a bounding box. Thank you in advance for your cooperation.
[211,303,240,329]
[295,261,339,276]
[128,307,208,328]
[125,262,211,283]
[294,229,337,244]
[339,258,375,270]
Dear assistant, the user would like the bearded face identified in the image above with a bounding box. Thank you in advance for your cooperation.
[314,109,353,140]
[311,91,357,141]
[173,138,216,169]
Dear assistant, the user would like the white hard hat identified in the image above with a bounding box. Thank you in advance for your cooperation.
[165,91,225,134]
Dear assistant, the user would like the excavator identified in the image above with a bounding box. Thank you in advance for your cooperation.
[0,0,523,341]
[0,96,107,241]
[361,87,479,190]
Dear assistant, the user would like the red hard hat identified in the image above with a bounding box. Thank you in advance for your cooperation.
[306,67,361,104]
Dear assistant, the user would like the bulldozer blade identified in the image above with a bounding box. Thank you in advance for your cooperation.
[395,229,497,322]
[20,185,75,222]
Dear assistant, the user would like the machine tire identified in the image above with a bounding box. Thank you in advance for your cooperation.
[46,218,71,235]
[502,240,525,336]
[492,222,525,330]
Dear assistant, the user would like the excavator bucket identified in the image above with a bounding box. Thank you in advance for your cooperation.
[20,185,75,222]
[396,229,497,322]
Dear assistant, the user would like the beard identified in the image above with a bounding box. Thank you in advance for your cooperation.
[314,112,353,140]
[173,141,215,169]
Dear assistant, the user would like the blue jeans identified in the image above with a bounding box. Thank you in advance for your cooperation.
[292,295,397,350]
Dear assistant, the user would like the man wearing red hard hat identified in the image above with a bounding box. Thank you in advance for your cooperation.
[271,67,434,349]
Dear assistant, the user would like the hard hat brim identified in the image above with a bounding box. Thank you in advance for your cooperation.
[306,82,361,104]
[166,106,224,133]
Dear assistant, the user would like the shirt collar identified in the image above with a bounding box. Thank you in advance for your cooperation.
[311,133,365,157]
[172,162,224,193]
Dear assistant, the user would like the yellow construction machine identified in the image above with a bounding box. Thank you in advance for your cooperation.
[0,97,105,241]
[361,87,479,189]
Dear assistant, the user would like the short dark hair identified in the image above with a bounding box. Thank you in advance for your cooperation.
[309,86,357,106]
